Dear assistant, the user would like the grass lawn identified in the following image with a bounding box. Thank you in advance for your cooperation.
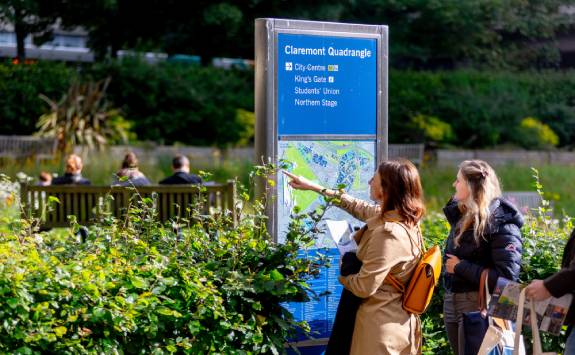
[2,155,574,216]
[0,153,253,186]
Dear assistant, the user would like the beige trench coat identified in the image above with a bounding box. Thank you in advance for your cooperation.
[337,194,422,355]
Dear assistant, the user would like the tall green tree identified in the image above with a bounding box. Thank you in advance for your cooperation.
[56,0,575,68]
[0,0,59,61]
[58,0,132,60]
[344,0,575,69]
[57,0,349,61]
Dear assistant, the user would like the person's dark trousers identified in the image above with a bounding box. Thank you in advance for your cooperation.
[325,252,363,355]
[443,290,481,355]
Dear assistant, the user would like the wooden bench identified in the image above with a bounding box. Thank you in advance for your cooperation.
[0,135,57,160]
[503,191,544,214]
[20,182,237,229]
[389,144,425,166]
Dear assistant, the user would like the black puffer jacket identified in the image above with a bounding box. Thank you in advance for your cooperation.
[443,197,524,293]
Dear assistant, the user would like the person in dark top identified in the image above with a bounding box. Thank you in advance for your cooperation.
[113,152,150,186]
[52,154,91,185]
[159,155,202,185]
[37,171,52,186]
[525,229,575,355]
[443,160,523,355]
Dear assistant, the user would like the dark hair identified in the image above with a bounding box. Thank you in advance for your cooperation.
[122,152,139,169]
[378,159,425,226]
[39,171,52,182]
[172,155,189,169]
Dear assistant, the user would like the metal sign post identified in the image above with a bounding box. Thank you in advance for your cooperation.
[255,18,388,351]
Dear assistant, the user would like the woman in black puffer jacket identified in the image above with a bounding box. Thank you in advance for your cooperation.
[443,160,523,355]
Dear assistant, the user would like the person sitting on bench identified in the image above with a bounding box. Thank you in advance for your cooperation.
[52,154,91,185]
[159,155,202,185]
[113,152,151,186]
[37,171,52,186]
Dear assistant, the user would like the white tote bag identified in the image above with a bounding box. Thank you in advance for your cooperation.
[477,273,525,355]
[513,288,557,355]
[478,320,525,355]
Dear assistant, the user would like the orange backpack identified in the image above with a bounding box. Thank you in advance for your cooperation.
[386,224,442,315]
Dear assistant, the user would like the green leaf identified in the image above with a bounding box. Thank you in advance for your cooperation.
[6,298,18,309]
[130,276,148,289]
[269,269,284,281]
[157,307,181,318]
[53,326,67,337]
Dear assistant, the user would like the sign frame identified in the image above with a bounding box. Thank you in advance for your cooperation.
[255,18,389,242]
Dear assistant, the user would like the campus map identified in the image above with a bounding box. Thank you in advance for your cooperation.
[278,140,375,246]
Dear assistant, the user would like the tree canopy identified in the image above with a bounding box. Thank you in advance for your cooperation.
[0,0,60,61]
[1,0,575,68]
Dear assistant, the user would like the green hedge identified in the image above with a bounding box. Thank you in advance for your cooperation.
[3,60,575,148]
[389,70,575,147]
[0,61,73,135]
[0,60,253,147]
[86,59,254,147]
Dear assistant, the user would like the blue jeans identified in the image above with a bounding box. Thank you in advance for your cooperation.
[566,328,575,355]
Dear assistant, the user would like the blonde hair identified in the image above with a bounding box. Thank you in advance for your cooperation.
[65,154,83,174]
[455,160,502,246]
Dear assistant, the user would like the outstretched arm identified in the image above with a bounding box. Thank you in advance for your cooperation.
[282,171,380,221]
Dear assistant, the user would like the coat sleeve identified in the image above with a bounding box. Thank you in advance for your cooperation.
[338,224,407,298]
[454,224,523,291]
[544,256,575,298]
[338,193,381,222]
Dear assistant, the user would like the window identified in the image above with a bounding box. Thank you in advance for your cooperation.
[0,32,16,45]
[49,35,87,48]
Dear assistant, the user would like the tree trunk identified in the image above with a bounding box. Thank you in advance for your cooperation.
[14,19,27,62]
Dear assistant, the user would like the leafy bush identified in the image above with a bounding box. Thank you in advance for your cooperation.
[389,70,575,148]
[410,114,454,146]
[86,59,254,147]
[0,167,324,354]
[0,61,74,135]
[514,117,560,150]
[0,60,253,148]
[36,78,133,153]
[0,166,573,353]
[5,61,575,149]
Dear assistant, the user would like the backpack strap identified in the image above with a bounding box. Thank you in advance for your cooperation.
[386,222,424,293]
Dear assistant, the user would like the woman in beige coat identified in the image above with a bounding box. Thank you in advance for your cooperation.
[284,159,425,355]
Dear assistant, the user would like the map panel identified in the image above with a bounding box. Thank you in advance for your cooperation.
[278,140,376,246]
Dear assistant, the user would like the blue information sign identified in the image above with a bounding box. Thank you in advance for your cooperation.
[283,249,343,340]
[255,19,386,352]
[277,33,377,136]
